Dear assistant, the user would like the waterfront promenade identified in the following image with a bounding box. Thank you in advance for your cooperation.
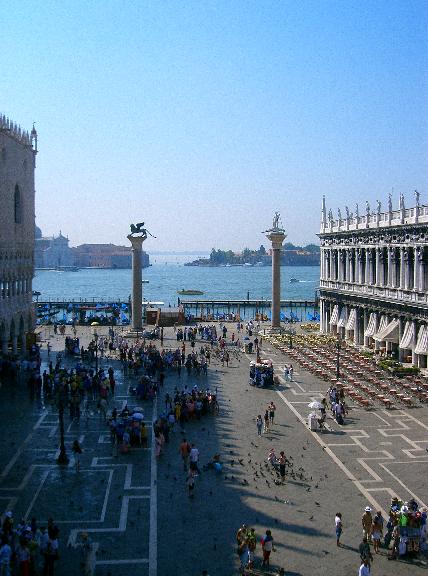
[0,325,426,575]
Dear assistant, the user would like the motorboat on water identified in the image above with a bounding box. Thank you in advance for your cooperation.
[290,278,300,283]
[177,289,205,295]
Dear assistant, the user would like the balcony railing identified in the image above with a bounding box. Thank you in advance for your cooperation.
[319,279,428,305]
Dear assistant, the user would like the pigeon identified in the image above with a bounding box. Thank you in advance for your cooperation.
[302,446,306,450]
[306,487,311,492]
[309,515,314,521]
[315,502,320,506]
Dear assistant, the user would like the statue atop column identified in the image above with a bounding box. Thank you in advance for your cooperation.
[263,211,285,233]
[264,213,286,331]
[127,221,153,334]
[128,222,156,241]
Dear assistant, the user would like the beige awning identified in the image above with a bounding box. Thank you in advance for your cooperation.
[329,305,339,325]
[337,308,347,328]
[364,313,376,337]
[399,321,415,350]
[345,309,356,331]
[374,318,399,343]
[415,325,428,355]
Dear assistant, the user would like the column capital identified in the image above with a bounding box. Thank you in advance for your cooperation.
[266,231,286,250]
[127,234,146,250]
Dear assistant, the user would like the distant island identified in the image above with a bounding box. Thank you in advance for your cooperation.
[185,243,320,267]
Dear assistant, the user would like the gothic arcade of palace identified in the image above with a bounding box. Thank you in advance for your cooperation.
[0,115,37,354]
[319,196,428,368]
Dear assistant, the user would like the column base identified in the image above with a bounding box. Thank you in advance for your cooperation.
[262,326,284,336]
[124,328,146,339]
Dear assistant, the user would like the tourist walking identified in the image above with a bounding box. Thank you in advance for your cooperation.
[0,537,12,576]
[372,511,383,554]
[179,438,191,471]
[72,440,82,472]
[268,401,276,425]
[289,364,294,381]
[283,366,289,381]
[189,443,200,474]
[187,471,195,498]
[335,512,343,546]
[279,451,286,483]
[246,528,257,570]
[261,529,275,568]
[256,415,263,436]
[358,559,371,576]
[358,537,373,566]
[362,507,373,540]
[263,410,270,433]
[236,524,248,574]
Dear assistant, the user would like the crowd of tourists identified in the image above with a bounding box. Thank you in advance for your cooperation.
[0,513,60,576]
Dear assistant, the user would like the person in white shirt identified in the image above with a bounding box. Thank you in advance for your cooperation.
[189,444,200,474]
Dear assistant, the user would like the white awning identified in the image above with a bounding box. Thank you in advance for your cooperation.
[415,325,428,355]
[374,318,399,343]
[364,313,376,337]
[345,309,356,331]
[373,315,389,341]
[337,307,347,328]
[399,321,415,350]
[329,305,339,325]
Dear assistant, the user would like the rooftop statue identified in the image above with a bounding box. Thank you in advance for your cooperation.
[415,189,420,206]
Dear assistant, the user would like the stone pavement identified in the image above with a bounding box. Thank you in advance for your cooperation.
[0,324,427,576]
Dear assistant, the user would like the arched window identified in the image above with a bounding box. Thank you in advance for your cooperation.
[14,185,22,224]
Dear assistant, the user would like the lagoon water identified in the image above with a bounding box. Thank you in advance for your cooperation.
[34,255,320,308]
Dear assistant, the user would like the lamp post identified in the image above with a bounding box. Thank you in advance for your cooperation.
[93,330,99,373]
[336,335,341,381]
[56,384,69,465]
[286,328,296,349]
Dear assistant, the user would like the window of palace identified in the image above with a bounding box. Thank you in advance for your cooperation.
[14,185,22,224]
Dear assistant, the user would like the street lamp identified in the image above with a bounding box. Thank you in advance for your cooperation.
[56,384,69,465]
[336,334,342,381]
[286,328,296,349]
[93,329,99,373]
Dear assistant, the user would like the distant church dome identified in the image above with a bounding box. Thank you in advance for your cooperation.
[35,225,42,239]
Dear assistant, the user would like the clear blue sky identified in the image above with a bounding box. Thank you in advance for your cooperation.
[2,0,427,251]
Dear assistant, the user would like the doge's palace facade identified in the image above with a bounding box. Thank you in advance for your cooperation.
[0,115,37,355]
[319,193,428,368]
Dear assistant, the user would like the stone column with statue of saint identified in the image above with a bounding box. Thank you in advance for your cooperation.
[264,212,286,330]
